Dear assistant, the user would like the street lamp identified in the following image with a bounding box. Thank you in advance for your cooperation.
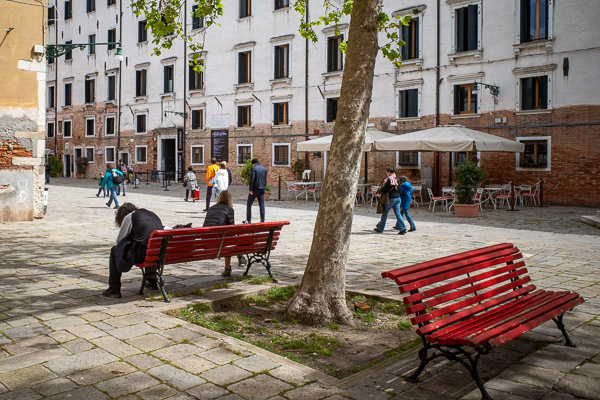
[472,81,500,104]
[45,41,123,60]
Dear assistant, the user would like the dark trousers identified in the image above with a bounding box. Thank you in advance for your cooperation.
[107,245,156,293]
[185,189,197,200]
[206,185,213,210]
[246,189,265,223]
[45,172,50,184]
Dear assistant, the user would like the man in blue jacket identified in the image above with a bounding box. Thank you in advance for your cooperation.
[100,163,124,209]
[244,158,267,223]
[398,176,417,234]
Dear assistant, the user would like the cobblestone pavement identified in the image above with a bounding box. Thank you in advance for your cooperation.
[0,178,598,400]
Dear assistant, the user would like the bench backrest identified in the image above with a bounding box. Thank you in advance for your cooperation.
[139,221,290,268]
[382,243,534,336]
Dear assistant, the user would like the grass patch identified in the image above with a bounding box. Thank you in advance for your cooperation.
[355,310,376,328]
[329,323,339,331]
[269,333,340,357]
[397,320,412,331]
[238,275,275,285]
[192,288,205,296]
[377,301,405,315]
[211,282,232,290]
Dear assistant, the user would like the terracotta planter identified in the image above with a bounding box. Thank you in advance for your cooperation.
[76,173,83,179]
[454,203,479,218]
[264,191,271,201]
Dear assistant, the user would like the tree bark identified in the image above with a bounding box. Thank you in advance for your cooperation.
[286,1,380,326]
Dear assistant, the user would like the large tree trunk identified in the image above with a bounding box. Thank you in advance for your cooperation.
[286,1,380,326]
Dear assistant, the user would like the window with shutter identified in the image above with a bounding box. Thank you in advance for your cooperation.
[399,89,418,118]
[238,51,251,84]
[64,83,71,106]
[238,106,251,127]
[138,20,147,43]
[108,29,117,50]
[521,76,548,110]
[520,0,548,43]
[326,98,339,122]
[401,18,419,60]
[273,102,288,125]
[136,69,147,97]
[327,35,343,72]
[456,4,478,52]
[274,44,289,79]
[240,0,251,18]
[192,5,204,29]
[191,110,203,130]
[163,65,174,93]
[189,63,204,90]
[454,84,477,114]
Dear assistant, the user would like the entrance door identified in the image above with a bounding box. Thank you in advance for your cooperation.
[162,139,176,180]
[119,152,129,166]
[74,148,82,174]
[64,154,71,177]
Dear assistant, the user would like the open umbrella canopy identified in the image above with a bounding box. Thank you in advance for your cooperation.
[296,128,397,152]
[374,125,525,152]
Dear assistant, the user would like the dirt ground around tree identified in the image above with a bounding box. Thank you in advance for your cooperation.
[168,287,420,379]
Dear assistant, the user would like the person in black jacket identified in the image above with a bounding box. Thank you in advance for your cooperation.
[245,158,267,223]
[102,203,164,298]
[203,190,235,277]
[374,168,407,234]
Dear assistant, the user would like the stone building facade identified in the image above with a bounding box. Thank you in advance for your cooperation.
[0,1,48,222]
[46,0,600,205]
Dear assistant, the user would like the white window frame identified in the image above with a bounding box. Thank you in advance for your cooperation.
[63,119,73,138]
[392,7,425,66]
[513,65,555,113]
[270,36,293,83]
[85,117,95,137]
[190,145,205,165]
[394,79,423,120]
[516,136,551,172]
[73,147,83,162]
[272,143,291,167]
[514,0,554,50]
[85,146,95,163]
[190,108,205,130]
[272,95,292,127]
[106,73,117,102]
[449,0,482,61]
[162,62,175,95]
[105,146,116,163]
[135,145,148,164]
[47,84,55,109]
[235,47,254,88]
[396,151,422,170]
[47,121,55,138]
[237,144,253,166]
[105,115,116,136]
[135,113,148,134]
[325,32,345,74]
[449,73,484,116]
[324,94,340,123]
[235,98,254,129]
[84,77,96,105]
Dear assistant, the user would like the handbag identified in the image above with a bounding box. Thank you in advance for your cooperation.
[209,177,216,185]
[182,183,187,188]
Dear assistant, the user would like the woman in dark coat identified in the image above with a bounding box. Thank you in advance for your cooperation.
[203,190,235,276]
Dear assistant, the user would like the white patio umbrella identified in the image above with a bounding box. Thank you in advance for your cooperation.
[374,125,524,152]
[297,128,397,152]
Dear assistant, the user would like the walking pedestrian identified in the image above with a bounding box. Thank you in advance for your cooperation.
[398,176,417,233]
[204,158,219,212]
[374,168,406,234]
[213,161,229,198]
[101,203,164,298]
[183,166,198,202]
[96,170,108,198]
[117,160,129,196]
[100,163,124,209]
[244,158,267,223]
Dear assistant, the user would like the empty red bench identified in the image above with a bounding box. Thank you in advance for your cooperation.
[382,243,584,400]
[138,221,290,302]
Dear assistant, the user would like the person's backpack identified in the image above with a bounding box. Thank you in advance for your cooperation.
[112,170,123,185]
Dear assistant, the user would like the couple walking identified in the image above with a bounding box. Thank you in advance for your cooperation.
[374,168,416,235]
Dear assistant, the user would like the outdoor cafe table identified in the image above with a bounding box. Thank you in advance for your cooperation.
[483,185,503,209]
[293,181,322,200]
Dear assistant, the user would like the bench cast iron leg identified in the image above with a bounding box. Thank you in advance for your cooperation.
[553,314,576,347]
[406,343,429,383]
[157,273,169,303]
[138,269,147,296]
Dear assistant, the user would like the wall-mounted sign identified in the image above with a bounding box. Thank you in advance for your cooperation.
[211,130,229,162]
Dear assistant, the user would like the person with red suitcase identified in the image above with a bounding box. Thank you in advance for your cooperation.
[183,166,198,202]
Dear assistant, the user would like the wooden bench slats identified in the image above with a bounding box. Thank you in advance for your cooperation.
[416,285,537,336]
[431,289,558,344]
[406,266,529,314]
[151,244,277,266]
[381,243,515,280]
[463,292,583,347]
[144,232,280,257]
[404,260,527,307]
[488,296,584,347]
[397,248,522,292]
[411,276,532,325]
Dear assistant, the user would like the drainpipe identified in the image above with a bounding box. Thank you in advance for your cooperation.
[304,0,310,172]
[182,1,188,181]
[116,0,123,152]
[54,14,58,156]
[433,0,442,195]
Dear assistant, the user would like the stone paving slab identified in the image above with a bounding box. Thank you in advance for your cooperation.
[0,180,598,399]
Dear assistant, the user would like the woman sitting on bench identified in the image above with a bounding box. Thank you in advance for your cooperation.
[203,190,239,277]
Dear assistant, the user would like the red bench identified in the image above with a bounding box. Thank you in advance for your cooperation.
[382,243,584,400]
[138,221,290,302]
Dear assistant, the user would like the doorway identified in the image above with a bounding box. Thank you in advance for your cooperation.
[64,154,71,177]
[119,152,129,166]
[162,138,176,180]
[74,148,82,174]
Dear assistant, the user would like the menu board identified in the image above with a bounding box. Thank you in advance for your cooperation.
[211,130,229,162]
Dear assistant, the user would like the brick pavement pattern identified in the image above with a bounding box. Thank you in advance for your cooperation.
[0,178,598,399]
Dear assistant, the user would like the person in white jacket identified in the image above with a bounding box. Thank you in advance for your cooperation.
[213,162,229,197]
[184,166,198,202]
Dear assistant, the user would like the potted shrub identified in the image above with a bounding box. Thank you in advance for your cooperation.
[49,155,63,177]
[75,157,88,179]
[264,185,271,201]
[453,159,484,218]
[290,158,306,181]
